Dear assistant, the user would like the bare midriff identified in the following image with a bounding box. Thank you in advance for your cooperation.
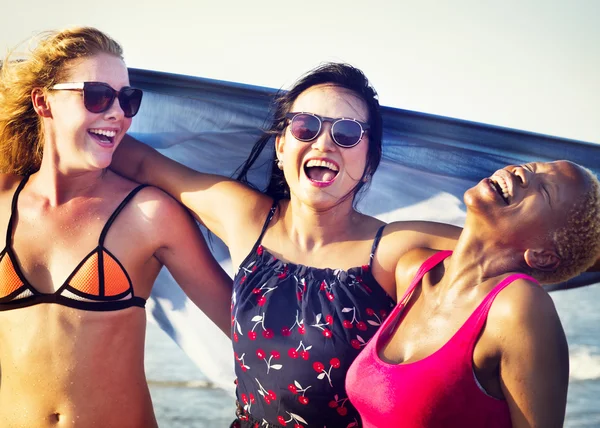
[0,304,157,428]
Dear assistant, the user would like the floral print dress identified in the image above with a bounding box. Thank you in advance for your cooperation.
[231,202,395,428]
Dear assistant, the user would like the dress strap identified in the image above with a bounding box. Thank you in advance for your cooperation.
[99,184,149,246]
[6,175,30,248]
[368,225,386,269]
[398,250,453,306]
[247,200,278,255]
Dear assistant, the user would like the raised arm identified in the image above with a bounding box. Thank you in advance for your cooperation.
[493,281,569,427]
[142,186,234,335]
[111,135,272,251]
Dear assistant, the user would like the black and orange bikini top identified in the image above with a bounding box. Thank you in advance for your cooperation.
[0,176,147,312]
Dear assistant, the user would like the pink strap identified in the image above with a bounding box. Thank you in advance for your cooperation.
[397,250,453,306]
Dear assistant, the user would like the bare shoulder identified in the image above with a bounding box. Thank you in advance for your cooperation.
[486,278,565,349]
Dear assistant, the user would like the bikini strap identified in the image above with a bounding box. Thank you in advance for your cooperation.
[99,184,149,246]
[368,224,386,269]
[398,250,453,306]
[247,200,278,255]
[6,175,30,248]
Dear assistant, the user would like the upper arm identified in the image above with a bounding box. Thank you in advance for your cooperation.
[143,189,234,336]
[493,282,569,427]
[112,134,271,247]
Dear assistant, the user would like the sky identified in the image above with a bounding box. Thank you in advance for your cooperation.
[2,0,599,143]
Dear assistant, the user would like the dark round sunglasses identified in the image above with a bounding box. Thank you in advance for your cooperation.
[50,81,143,118]
[285,112,370,148]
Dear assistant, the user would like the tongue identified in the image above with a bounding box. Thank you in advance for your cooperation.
[306,166,336,182]
[90,132,111,143]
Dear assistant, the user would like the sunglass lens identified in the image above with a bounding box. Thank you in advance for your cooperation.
[84,84,114,113]
[119,88,143,118]
[332,120,363,147]
[291,114,320,141]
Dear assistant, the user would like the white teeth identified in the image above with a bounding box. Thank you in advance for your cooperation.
[89,129,117,137]
[305,159,339,171]
[491,176,510,203]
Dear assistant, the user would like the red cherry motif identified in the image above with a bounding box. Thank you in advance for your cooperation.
[281,327,291,337]
[241,366,247,372]
[257,245,263,255]
[263,328,274,339]
[233,333,239,342]
[366,308,374,316]
[343,320,353,329]
[241,393,248,404]
[288,384,298,394]
[248,331,257,340]
[320,281,326,291]
[330,358,341,369]
[322,328,333,338]
[256,349,265,359]
[362,264,369,271]
[252,288,261,294]
[300,350,310,360]
[277,265,288,279]
[337,406,348,416]
[296,292,303,301]
[356,321,367,331]
[298,396,309,405]
[265,396,271,404]
[271,350,281,359]
[249,393,255,403]
[257,296,266,306]
[313,361,325,372]
[252,265,258,272]
[288,349,298,359]
[294,424,302,428]
[298,325,306,335]
[268,390,277,400]
[326,292,334,301]
[328,400,338,408]
[325,315,334,325]
[277,416,286,425]
[380,309,388,318]
[351,339,361,349]
[240,276,247,284]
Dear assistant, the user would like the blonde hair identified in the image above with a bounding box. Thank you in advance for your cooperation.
[533,165,600,284]
[0,27,123,174]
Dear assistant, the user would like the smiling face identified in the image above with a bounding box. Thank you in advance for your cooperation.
[275,84,370,210]
[465,160,588,248]
[43,53,132,172]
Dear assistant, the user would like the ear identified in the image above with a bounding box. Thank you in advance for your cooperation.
[31,88,52,118]
[524,248,561,272]
[275,134,285,163]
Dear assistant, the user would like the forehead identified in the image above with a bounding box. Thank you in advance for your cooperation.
[291,84,369,122]
[62,53,129,88]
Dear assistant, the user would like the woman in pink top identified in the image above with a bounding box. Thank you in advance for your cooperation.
[347,160,600,428]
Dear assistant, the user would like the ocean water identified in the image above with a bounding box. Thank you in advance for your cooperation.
[145,284,600,428]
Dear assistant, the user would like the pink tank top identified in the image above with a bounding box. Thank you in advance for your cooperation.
[346,251,538,427]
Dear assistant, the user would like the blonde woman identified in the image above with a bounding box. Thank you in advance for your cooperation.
[0,27,231,427]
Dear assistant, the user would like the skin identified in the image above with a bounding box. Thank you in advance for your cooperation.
[112,84,461,298]
[0,53,232,428]
[380,161,581,427]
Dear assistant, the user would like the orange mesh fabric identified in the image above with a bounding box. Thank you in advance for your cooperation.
[68,253,100,296]
[0,254,24,298]
[103,253,130,296]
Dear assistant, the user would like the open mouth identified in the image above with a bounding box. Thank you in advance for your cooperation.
[88,129,117,145]
[489,177,510,205]
[304,159,339,184]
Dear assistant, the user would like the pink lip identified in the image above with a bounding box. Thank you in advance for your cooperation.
[303,157,340,188]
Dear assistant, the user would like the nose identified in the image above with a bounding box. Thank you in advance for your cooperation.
[310,122,336,152]
[103,96,125,121]
[511,165,530,187]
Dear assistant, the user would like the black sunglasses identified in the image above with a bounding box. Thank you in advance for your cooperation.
[285,112,370,148]
[50,81,143,118]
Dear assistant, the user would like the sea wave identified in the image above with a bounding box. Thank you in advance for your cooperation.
[570,346,600,380]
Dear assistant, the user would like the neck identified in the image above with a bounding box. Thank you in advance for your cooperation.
[440,217,528,295]
[282,196,362,251]
[29,143,105,206]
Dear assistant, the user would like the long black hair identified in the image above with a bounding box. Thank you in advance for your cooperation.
[235,62,383,204]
